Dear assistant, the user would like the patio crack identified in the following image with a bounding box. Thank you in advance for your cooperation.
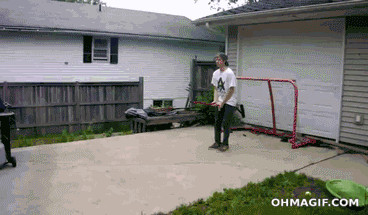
[291,152,347,173]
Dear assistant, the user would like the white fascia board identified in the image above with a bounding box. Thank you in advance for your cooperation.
[194,0,368,26]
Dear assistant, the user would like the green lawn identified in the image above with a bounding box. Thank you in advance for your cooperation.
[155,171,367,215]
[11,126,132,148]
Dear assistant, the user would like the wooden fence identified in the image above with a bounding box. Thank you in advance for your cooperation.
[0,77,143,136]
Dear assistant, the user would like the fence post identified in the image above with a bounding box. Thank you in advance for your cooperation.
[191,59,197,105]
[75,82,81,132]
[139,77,144,109]
[2,81,8,102]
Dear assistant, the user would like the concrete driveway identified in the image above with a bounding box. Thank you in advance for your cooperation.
[1,126,367,215]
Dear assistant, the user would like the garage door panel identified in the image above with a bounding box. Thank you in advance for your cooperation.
[299,89,339,110]
[274,109,295,130]
[240,83,297,131]
[243,104,272,125]
[238,19,344,139]
[244,53,341,68]
[298,110,339,135]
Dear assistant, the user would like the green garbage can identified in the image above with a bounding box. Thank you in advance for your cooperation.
[326,179,368,207]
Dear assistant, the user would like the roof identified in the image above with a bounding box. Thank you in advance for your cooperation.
[194,0,368,25]
[203,0,349,19]
[0,0,225,43]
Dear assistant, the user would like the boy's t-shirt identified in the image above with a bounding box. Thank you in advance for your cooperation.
[211,68,237,107]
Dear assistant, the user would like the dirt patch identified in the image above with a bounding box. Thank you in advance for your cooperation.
[292,177,326,198]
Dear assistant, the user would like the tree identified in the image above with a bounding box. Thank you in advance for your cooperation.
[195,0,259,12]
[53,0,102,5]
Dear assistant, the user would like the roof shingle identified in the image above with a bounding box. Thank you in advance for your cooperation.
[0,0,224,42]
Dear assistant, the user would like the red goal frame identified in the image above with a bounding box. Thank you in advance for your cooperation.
[235,77,316,149]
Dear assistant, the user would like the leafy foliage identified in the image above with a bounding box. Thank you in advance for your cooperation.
[53,0,102,5]
[195,0,259,12]
[105,127,114,137]
[81,130,88,140]
[61,129,69,143]
[195,88,216,125]
[194,87,243,126]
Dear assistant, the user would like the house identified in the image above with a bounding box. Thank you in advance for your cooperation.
[0,0,225,109]
[194,0,368,147]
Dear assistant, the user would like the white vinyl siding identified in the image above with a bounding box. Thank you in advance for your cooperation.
[121,38,221,108]
[237,19,344,139]
[0,31,222,108]
[339,19,368,147]
[227,26,238,75]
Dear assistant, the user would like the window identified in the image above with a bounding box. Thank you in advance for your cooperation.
[153,99,173,107]
[83,36,119,64]
[93,38,109,62]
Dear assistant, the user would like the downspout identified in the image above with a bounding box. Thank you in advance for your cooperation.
[225,25,228,55]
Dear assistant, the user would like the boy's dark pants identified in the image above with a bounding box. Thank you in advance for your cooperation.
[215,103,236,146]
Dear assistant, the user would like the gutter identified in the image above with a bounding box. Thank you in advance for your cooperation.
[194,0,368,25]
[0,26,224,45]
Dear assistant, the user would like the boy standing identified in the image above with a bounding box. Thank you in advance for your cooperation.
[209,53,237,152]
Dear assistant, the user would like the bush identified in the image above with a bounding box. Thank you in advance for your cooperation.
[60,129,69,143]
[195,87,243,126]
[195,88,216,125]
[105,127,114,137]
[81,131,88,140]
[230,111,244,127]
[121,123,131,133]
[68,133,75,142]
[21,136,32,147]
[86,125,94,135]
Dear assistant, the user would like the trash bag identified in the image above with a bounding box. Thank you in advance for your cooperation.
[143,108,167,117]
[124,108,148,120]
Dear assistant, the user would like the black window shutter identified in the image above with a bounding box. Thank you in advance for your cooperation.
[83,36,92,63]
[110,38,118,64]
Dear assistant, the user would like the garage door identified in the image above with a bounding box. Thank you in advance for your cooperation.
[237,19,344,139]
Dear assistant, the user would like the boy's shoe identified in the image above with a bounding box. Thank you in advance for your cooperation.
[218,145,229,152]
[208,142,221,149]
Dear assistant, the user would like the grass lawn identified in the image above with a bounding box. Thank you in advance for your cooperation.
[10,126,132,148]
[155,171,368,215]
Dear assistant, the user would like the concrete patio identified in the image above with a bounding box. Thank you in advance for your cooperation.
[1,126,367,215]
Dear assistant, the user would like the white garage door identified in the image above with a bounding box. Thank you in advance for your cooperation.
[237,19,344,139]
